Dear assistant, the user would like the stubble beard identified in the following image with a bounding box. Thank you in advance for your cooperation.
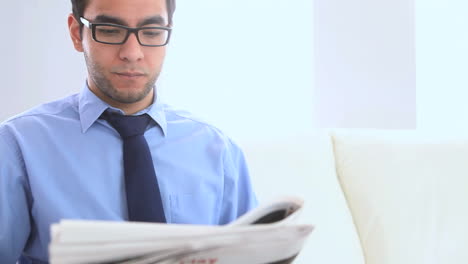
[84,52,159,104]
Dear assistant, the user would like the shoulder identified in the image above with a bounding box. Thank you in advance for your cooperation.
[163,105,228,138]
[162,104,243,153]
[1,94,79,130]
[0,94,80,146]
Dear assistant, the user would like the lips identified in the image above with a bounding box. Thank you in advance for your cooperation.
[113,71,147,81]
[115,72,145,77]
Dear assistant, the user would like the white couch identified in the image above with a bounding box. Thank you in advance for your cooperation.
[242,130,468,264]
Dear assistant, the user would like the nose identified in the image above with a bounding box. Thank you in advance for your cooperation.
[119,32,144,62]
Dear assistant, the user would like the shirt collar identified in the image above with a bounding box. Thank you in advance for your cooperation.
[78,83,168,136]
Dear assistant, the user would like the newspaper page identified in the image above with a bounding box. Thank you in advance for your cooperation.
[49,196,314,264]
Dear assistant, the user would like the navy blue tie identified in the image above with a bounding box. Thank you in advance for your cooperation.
[101,111,166,223]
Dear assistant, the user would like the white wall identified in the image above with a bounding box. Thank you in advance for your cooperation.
[0,1,86,122]
[313,0,416,129]
[160,0,315,142]
[416,0,468,130]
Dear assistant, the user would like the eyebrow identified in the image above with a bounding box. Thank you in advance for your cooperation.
[92,15,167,27]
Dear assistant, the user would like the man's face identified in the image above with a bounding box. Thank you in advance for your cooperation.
[71,0,168,107]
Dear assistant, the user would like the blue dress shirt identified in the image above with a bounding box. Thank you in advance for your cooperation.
[0,85,257,263]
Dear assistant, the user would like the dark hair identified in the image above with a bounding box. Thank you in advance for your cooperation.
[71,0,176,26]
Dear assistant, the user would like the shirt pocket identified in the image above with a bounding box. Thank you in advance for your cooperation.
[169,193,219,225]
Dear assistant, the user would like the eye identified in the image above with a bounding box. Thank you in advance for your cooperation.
[97,27,123,35]
[141,29,163,38]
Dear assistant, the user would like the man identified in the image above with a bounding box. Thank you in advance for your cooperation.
[0,0,257,263]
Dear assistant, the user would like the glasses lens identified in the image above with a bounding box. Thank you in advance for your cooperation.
[95,25,127,43]
[138,28,169,46]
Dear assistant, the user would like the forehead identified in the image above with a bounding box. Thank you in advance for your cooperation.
[84,0,168,25]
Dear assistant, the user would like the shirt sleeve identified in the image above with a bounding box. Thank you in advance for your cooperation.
[218,138,258,224]
[0,125,32,263]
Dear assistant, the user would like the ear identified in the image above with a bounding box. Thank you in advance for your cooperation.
[68,14,84,52]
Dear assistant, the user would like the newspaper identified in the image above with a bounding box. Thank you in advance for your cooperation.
[49,196,314,264]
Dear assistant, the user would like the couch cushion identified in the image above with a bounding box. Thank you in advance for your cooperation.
[242,131,365,264]
[332,130,468,264]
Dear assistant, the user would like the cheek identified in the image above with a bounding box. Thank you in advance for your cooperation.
[85,44,117,68]
[147,49,167,69]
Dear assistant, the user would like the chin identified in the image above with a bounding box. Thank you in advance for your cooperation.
[112,86,153,104]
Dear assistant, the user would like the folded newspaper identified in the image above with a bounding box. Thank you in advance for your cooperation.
[49,196,313,264]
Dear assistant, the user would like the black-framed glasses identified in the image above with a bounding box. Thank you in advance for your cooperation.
[80,17,171,47]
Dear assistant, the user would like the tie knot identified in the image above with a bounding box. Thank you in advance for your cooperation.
[101,111,151,138]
